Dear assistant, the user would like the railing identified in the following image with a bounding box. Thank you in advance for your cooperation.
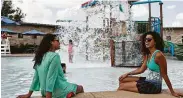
[1,39,11,54]
[110,40,142,67]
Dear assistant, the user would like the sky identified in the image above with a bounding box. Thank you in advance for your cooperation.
[9,0,183,27]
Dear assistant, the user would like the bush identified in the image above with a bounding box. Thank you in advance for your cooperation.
[10,44,38,54]
[174,44,183,61]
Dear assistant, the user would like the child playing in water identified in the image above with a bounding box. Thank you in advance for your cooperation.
[68,40,74,63]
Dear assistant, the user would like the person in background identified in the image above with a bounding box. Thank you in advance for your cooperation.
[68,40,74,63]
[61,63,66,74]
[118,31,183,97]
[17,34,84,98]
[1,32,7,44]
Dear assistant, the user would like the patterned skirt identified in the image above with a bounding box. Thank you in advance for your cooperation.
[136,77,162,94]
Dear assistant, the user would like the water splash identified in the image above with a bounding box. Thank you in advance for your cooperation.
[56,0,141,64]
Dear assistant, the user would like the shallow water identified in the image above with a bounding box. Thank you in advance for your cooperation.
[1,54,183,98]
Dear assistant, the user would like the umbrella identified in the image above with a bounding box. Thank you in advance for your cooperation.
[1,16,20,25]
[22,30,45,35]
[1,28,18,34]
[22,30,45,46]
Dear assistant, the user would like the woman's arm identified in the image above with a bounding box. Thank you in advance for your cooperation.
[155,52,181,97]
[74,42,79,47]
[17,69,40,98]
[17,91,33,98]
[119,55,147,81]
[27,91,33,96]
[128,55,148,75]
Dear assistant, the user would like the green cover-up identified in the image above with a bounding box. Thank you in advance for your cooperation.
[29,52,77,98]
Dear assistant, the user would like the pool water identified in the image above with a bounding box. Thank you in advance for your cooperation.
[1,53,183,98]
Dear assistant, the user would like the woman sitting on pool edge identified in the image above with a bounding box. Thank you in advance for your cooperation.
[17,34,84,98]
[118,31,183,97]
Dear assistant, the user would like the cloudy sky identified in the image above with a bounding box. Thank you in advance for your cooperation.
[10,0,183,27]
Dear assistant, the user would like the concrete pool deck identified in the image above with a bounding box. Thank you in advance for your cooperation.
[31,89,183,98]
[1,53,34,57]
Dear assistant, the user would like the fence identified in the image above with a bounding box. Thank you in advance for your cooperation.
[1,39,11,54]
[110,40,142,67]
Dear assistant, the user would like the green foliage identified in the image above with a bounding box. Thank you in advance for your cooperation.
[1,1,15,17]
[164,41,169,48]
[1,1,26,22]
[174,44,183,61]
[13,7,26,22]
[135,22,149,34]
[10,44,38,54]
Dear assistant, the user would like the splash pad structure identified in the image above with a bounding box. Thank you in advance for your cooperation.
[56,0,164,67]
[56,0,131,61]
[110,0,164,67]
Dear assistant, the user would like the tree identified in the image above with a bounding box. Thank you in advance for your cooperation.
[14,7,26,22]
[1,1,26,22]
[1,1,15,18]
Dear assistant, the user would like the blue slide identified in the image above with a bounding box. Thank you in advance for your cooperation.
[164,41,175,56]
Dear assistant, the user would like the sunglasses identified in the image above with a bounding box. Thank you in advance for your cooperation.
[145,38,153,42]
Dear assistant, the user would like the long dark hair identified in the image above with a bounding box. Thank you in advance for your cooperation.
[141,31,164,55]
[33,34,56,69]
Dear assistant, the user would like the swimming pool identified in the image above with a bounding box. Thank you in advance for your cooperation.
[1,55,183,98]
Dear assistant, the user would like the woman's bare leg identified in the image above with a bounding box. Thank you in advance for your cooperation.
[76,85,84,94]
[118,76,140,91]
[118,81,139,93]
[70,55,73,63]
[67,85,84,97]
[119,76,140,84]
[69,54,71,63]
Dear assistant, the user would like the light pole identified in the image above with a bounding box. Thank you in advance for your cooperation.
[160,2,163,38]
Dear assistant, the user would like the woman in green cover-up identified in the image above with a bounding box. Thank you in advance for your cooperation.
[17,34,84,98]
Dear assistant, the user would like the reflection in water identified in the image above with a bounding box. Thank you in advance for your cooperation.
[1,57,183,98]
